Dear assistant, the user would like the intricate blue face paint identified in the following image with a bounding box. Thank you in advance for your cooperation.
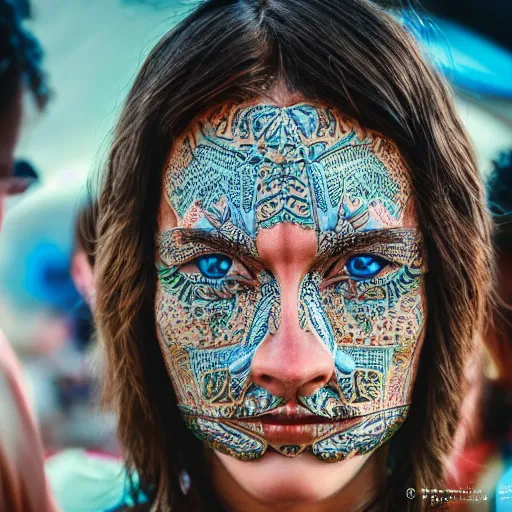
[155,101,426,462]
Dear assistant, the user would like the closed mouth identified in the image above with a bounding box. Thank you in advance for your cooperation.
[248,402,334,425]
[229,403,365,446]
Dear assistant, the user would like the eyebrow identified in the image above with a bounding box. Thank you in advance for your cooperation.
[316,228,424,267]
[156,227,259,266]
[157,226,425,270]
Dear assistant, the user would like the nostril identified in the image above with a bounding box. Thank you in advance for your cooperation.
[259,374,273,385]
[311,376,325,384]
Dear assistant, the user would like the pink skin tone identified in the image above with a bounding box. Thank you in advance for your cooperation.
[159,89,424,511]
[71,249,95,309]
[0,333,59,512]
[251,225,332,399]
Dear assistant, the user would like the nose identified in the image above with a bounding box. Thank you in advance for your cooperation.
[251,302,334,399]
[251,224,334,400]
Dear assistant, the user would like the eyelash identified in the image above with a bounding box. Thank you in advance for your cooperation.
[183,272,232,287]
[176,253,257,293]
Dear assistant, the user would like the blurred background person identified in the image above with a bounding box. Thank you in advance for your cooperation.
[484,150,512,510]
[0,332,57,512]
[449,150,512,511]
[46,196,135,512]
[485,151,512,389]
[41,196,120,454]
[0,0,55,510]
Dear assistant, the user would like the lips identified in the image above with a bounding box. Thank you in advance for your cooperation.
[261,423,317,445]
[237,402,364,447]
[261,402,332,424]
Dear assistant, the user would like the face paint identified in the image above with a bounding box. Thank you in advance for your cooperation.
[155,102,426,462]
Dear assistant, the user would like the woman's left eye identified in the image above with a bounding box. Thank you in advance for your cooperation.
[345,254,388,279]
[178,253,254,284]
[195,254,233,279]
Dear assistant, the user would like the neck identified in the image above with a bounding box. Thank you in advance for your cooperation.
[209,449,388,512]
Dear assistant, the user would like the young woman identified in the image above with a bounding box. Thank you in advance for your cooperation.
[95,1,494,510]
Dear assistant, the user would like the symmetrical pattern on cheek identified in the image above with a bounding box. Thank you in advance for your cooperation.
[311,406,409,462]
[156,101,426,462]
[299,262,424,417]
[157,264,284,415]
[289,241,424,461]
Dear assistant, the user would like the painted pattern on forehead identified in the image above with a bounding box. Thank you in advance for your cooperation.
[162,102,412,238]
[155,101,425,463]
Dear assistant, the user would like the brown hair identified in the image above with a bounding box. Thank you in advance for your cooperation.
[95,0,494,510]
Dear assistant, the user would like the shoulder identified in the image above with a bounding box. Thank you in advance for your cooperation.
[0,331,59,511]
[45,449,150,512]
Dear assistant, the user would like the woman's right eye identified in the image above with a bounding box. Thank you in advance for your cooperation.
[181,254,233,279]
[193,254,233,279]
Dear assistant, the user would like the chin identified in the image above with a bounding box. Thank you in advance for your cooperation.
[215,449,370,505]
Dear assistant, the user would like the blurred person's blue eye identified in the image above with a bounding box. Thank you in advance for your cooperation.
[196,254,233,279]
[346,254,388,279]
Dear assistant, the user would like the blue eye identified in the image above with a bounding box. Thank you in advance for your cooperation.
[195,254,233,279]
[345,254,388,279]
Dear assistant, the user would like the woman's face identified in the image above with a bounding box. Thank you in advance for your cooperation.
[156,99,426,502]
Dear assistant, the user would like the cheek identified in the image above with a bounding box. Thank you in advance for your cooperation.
[155,287,200,405]
[319,268,425,407]
[325,273,424,346]
[155,281,247,347]
[154,279,259,406]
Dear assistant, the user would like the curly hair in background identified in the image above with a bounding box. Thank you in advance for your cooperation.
[0,0,48,112]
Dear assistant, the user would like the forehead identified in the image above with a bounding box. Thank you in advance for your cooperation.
[161,102,412,236]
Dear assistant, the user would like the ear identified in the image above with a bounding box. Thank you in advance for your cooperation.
[71,250,95,307]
